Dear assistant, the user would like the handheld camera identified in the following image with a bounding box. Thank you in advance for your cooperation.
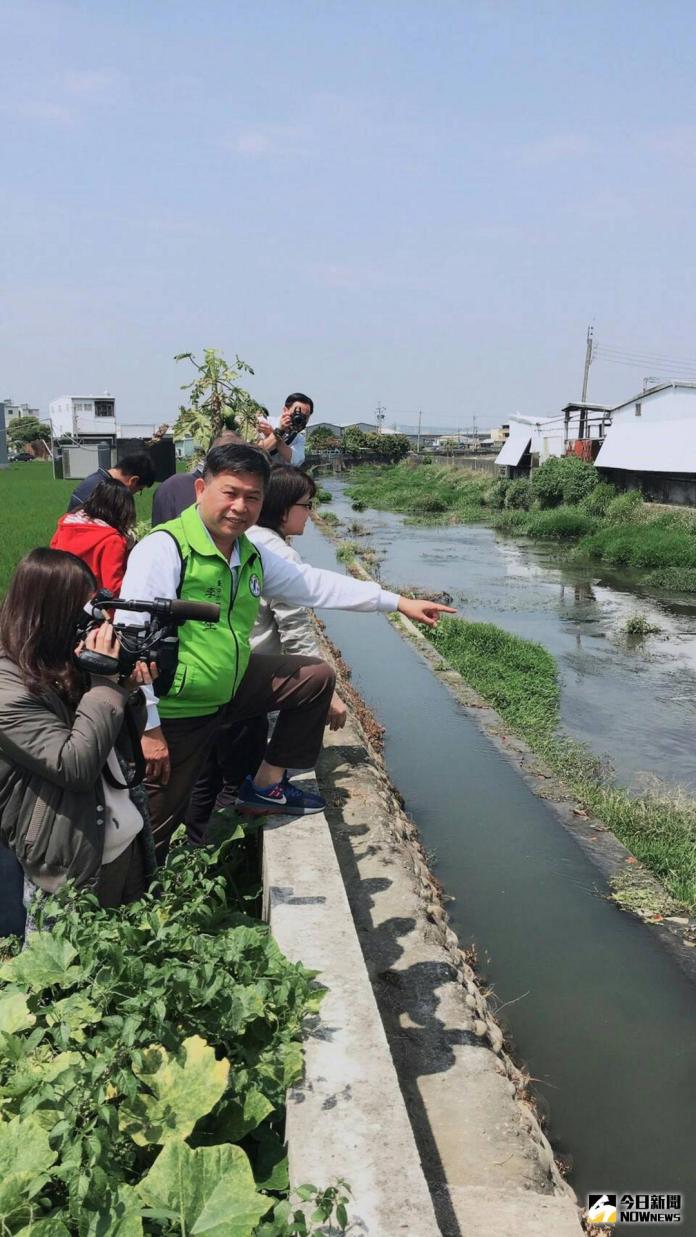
[279,408,309,444]
[75,590,220,697]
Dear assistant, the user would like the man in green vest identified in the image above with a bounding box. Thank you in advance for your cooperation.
[119,443,454,859]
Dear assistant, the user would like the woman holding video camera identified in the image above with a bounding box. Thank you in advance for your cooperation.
[0,548,155,918]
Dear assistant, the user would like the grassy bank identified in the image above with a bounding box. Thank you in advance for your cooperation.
[344,461,696,585]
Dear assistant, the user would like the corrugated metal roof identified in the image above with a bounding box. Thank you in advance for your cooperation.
[495,420,532,466]
[611,381,696,413]
[595,419,696,473]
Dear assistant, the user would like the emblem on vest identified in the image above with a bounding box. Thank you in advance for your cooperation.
[249,573,262,598]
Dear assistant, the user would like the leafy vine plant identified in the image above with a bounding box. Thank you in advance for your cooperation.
[0,829,352,1235]
[172,349,266,451]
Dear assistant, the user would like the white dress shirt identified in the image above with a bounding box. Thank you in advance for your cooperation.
[268,415,306,466]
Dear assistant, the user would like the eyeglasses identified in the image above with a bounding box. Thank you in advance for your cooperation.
[293,500,314,510]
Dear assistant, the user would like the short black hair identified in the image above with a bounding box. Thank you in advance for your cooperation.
[82,478,136,534]
[284,392,314,415]
[257,464,316,532]
[203,442,271,487]
[117,452,156,487]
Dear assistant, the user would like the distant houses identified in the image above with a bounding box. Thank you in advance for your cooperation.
[496,381,696,505]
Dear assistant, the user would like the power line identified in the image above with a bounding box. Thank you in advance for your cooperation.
[596,343,696,363]
[594,344,696,370]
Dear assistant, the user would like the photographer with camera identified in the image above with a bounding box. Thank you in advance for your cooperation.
[256,392,314,467]
[0,549,156,914]
[117,442,454,860]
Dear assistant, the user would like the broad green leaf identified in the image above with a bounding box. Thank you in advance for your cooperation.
[15,1218,71,1235]
[0,991,36,1034]
[251,1123,289,1192]
[80,1186,143,1236]
[0,1050,84,1113]
[0,935,81,992]
[15,1217,71,1235]
[210,1088,273,1143]
[46,994,101,1039]
[137,1141,269,1237]
[120,1036,229,1146]
[0,1116,57,1222]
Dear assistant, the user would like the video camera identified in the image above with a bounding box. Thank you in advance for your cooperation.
[74,591,220,697]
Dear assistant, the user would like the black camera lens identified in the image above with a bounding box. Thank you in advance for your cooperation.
[290,410,308,431]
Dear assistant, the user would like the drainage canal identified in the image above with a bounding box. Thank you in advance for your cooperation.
[322,481,696,793]
[304,513,696,1212]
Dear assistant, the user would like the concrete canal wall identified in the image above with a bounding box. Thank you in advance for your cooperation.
[262,632,583,1237]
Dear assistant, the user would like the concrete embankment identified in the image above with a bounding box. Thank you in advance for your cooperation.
[263,633,583,1236]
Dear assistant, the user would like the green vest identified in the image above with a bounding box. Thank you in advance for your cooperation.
[153,504,264,719]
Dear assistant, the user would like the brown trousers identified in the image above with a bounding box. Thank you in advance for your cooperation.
[147,653,335,861]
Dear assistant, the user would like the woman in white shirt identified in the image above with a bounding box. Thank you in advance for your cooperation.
[247,466,347,730]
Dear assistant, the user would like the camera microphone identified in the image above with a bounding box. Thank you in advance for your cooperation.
[93,593,220,624]
[168,599,220,623]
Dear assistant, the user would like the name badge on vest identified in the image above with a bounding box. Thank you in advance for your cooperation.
[249,573,262,598]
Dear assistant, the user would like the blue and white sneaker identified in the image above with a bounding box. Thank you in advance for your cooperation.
[235,774,326,816]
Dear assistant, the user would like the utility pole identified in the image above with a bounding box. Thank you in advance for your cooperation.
[579,324,594,438]
[375,402,386,434]
[417,409,422,454]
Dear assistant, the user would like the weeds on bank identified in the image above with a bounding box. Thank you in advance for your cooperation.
[424,617,696,912]
[644,565,696,592]
[315,510,340,527]
[345,461,696,578]
[336,540,361,563]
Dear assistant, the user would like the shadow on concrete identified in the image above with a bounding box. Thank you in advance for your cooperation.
[320,746,466,1237]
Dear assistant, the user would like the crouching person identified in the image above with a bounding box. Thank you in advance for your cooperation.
[117,443,454,861]
[0,549,156,922]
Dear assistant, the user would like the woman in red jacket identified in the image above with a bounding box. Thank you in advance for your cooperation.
[51,479,136,595]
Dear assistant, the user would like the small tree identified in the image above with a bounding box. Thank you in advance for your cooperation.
[308,425,341,450]
[7,415,50,450]
[364,431,411,462]
[172,349,265,448]
[342,426,370,453]
[531,455,598,508]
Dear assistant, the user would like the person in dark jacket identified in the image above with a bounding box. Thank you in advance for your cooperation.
[151,431,242,526]
[0,549,155,914]
[67,451,156,513]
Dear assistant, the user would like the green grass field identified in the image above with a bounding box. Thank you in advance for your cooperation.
[0,461,156,597]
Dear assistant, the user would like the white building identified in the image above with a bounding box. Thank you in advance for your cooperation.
[496,381,696,501]
[2,398,41,424]
[49,394,116,443]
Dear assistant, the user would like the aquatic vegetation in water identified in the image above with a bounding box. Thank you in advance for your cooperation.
[623,614,662,637]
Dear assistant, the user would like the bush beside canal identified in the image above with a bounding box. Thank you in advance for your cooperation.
[345,461,696,584]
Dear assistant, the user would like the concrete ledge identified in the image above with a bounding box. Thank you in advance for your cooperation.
[262,790,441,1237]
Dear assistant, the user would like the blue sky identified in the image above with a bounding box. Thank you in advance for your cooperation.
[3,0,696,429]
